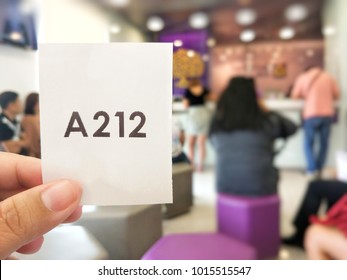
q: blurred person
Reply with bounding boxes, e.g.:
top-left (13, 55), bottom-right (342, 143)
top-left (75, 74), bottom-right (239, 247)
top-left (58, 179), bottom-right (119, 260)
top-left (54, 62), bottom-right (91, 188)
top-left (22, 92), bottom-right (41, 158)
top-left (283, 180), bottom-right (347, 248)
top-left (305, 224), bottom-right (347, 260)
top-left (0, 142), bottom-right (7, 152)
top-left (172, 117), bottom-right (189, 164)
top-left (0, 153), bottom-right (82, 260)
top-left (210, 77), bottom-right (297, 196)
top-left (183, 78), bottom-right (214, 171)
top-left (0, 91), bottom-right (28, 154)
top-left (291, 66), bottom-right (339, 179)
top-left (304, 195), bottom-right (347, 260)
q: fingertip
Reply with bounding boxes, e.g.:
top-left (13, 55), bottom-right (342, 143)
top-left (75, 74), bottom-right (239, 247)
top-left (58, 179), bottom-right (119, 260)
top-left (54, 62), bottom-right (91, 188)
top-left (63, 206), bottom-right (83, 223)
top-left (41, 180), bottom-right (83, 213)
top-left (16, 236), bottom-right (44, 254)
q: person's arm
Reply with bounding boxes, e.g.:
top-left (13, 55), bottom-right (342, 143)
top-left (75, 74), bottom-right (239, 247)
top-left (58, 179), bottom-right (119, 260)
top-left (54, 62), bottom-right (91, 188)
top-left (258, 99), bottom-right (270, 113)
top-left (206, 91), bottom-right (218, 102)
top-left (2, 140), bottom-right (23, 154)
top-left (179, 130), bottom-right (185, 146)
top-left (271, 112), bottom-right (298, 139)
top-left (0, 142), bottom-right (8, 152)
top-left (182, 98), bottom-right (190, 108)
top-left (332, 79), bottom-right (340, 100)
top-left (291, 77), bottom-right (303, 99)
top-left (0, 122), bottom-right (28, 153)
top-left (182, 89), bottom-right (190, 108)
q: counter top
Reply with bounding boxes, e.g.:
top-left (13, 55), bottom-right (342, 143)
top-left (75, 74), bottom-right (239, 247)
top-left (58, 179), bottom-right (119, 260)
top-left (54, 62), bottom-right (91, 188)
top-left (264, 99), bottom-right (304, 110)
top-left (173, 99), bottom-right (338, 113)
top-left (173, 99), bottom-right (304, 113)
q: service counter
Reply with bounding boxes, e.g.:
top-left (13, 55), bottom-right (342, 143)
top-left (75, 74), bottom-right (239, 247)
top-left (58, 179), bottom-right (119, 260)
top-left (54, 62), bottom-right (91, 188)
top-left (173, 99), bottom-right (340, 169)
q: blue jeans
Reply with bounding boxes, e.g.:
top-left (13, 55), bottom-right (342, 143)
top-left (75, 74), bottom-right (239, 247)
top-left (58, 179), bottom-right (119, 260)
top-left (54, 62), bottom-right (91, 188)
top-left (303, 117), bottom-right (332, 172)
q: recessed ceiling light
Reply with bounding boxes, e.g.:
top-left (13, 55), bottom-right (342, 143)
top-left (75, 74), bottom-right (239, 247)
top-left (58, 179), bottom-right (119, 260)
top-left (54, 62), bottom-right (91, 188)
top-left (108, 0), bottom-right (130, 7)
top-left (235, 8), bottom-right (257, 26)
top-left (240, 29), bottom-right (256, 42)
top-left (146, 16), bottom-right (165, 32)
top-left (189, 12), bottom-right (209, 29)
top-left (206, 37), bottom-right (216, 47)
top-left (173, 40), bottom-right (183, 47)
top-left (285, 4), bottom-right (308, 22)
top-left (187, 50), bottom-right (196, 58)
top-left (9, 32), bottom-right (23, 41)
top-left (323, 26), bottom-right (336, 36)
top-left (279, 27), bottom-right (295, 40)
top-left (110, 24), bottom-right (121, 34)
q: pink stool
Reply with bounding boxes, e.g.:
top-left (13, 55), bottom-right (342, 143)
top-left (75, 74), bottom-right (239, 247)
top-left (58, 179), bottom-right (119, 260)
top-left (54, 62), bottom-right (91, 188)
top-left (142, 233), bottom-right (257, 260)
top-left (217, 194), bottom-right (280, 259)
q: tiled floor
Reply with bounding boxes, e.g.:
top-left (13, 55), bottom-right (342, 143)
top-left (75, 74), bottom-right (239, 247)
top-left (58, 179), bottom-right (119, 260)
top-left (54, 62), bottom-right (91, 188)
top-left (163, 167), bottom-right (309, 260)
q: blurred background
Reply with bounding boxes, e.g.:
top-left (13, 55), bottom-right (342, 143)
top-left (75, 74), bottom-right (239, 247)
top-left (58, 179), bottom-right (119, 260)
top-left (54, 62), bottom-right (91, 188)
top-left (2, 0), bottom-right (346, 167)
top-left (1, 0), bottom-right (347, 260)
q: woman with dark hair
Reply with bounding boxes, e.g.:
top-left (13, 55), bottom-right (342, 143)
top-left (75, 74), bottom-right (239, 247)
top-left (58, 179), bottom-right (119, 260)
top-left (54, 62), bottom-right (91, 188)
top-left (22, 93), bottom-right (40, 158)
top-left (210, 77), bottom-right (297, 196)
top-left (183, 78), bottom-right (215, 172)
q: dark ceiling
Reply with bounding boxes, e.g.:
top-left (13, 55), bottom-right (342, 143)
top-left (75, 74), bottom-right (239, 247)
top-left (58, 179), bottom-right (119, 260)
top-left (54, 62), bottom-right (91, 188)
top-left (102, 0), bottom-right (325, 44)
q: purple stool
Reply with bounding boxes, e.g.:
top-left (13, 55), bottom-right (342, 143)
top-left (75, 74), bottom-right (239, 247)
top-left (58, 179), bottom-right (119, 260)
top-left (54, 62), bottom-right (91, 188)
top-left (142, 233), bottom-right (257, 260)
top-left (217, 194), bottom-right (280, 259)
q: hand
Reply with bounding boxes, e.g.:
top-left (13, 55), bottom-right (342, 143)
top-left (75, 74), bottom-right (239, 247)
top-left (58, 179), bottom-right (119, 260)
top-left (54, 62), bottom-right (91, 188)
top-left (0, 153), bottom-right (83, 259)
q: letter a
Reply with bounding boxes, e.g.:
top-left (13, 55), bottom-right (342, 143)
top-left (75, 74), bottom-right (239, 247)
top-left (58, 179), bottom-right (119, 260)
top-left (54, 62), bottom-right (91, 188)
top-left (64, 112), bottom-right (88, 137)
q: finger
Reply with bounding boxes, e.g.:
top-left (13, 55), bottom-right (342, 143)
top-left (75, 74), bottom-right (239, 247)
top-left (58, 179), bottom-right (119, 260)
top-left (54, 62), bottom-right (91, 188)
top-left (0, 179), bottom-right (82, 260)
top-left (0, 153), bottom-right (42, 190)
top-left (63, 206), bottom-right (83, 223)
top-left (0, 189), bottom-right (27, 201)
top-left (16, 236), bottom-right (44, 254)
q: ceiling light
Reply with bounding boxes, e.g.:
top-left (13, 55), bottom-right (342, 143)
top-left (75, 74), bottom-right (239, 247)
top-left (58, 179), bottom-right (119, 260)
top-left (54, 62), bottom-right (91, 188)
top-left (146, 16), bottom-right (165, 32)
top-left (240, 29), bottom-right (256, 42)
top-left (108, 0), bottom-right (130, 7)
top-left (235, 8), bottom-right (257, 26)
top-left (187, 50), bottom-right (195, 58)
top-left (323, 26), bottom-right (336, 36)
top-left (173, 40), bottom-right (183, 47)
top-left (206, 37), bottom-right (216, 47)
top-left (285, 4), bottom-right (308, 22)
top-left (110, 24), bottom-right (121, 34)
top-left (189, 12), bottom-right (209, 29)
top-left (9, 32), bottom-right (23, 41)
top-left (279, 27), bottom-right (295, 40)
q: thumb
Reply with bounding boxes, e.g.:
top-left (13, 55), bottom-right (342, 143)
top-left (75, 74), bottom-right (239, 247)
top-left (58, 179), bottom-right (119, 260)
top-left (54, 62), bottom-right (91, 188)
top-left (0, 179), bottom-right (82, 259)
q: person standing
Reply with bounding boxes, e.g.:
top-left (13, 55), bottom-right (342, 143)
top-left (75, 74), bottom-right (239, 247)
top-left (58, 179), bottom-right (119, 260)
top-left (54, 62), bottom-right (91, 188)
top-left (22, 93), bottom-right (41, 158)
top-left (183, 79), bottom-right (214, 172)
top-left (0, 91), bottom-right (28, 155)
top-left (291, 66), bottom-right (339, 178)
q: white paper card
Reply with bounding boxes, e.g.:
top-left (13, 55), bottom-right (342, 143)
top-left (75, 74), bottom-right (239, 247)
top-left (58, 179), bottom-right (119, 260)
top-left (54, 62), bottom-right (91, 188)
top-left (39, 43), bottom-right (173, 205)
